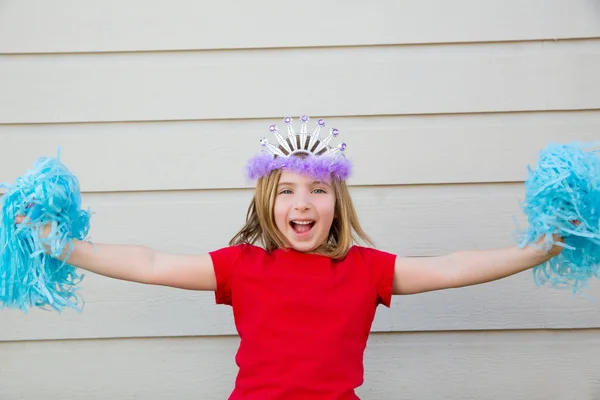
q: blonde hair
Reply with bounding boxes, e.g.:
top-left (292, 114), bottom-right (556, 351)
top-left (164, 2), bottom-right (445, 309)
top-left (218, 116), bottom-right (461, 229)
top-left (229, 168), bottom-right (374, 260)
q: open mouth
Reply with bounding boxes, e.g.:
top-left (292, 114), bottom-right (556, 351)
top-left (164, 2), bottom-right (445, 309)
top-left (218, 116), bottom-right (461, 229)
top-left (290, 220), bottom-right (315, 234)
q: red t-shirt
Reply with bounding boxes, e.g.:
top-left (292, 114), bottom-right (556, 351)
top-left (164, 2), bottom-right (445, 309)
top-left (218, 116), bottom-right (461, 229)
top-left (209, 244), bottom-right (396, 400)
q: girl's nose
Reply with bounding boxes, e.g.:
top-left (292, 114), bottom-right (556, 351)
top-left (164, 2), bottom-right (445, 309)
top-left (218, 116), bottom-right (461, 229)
top-left (294, 204), bottom-right (309, 211)
top-left (294, 195), bottom-right (310, 211)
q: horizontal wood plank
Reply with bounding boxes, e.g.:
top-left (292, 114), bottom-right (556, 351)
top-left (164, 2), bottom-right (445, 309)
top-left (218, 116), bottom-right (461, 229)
top-left (1, 40), bottom-right (600, 123)
top-left (0, 111), bottom-right (598, 191)
top-left (0, 0), bottom-right (599, 54)
top-left (1, 184), bottom-right (599, 341)
top-left (1, 330), bottom-right (599, 399)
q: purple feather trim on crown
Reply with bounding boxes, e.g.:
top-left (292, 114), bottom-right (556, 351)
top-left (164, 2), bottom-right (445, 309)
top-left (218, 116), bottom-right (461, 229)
top-left (246, 153), bottom-right (352, 181)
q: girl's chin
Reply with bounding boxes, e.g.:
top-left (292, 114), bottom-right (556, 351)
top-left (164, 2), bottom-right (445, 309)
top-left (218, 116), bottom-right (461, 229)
top-left (284, 238), bottom-right (326, 253)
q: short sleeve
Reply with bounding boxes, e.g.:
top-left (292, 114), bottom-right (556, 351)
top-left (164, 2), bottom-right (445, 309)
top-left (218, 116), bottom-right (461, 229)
top-left (357, 247), bottom-right (397, 308)
top-left (209, 244), bottom-right (245, 306)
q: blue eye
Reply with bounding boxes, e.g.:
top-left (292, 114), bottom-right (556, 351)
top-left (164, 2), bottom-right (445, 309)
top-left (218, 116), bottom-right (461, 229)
top-left (313, 188), bottom-right (326, 194)
top-left (279, 189), bottom-right (293, 195)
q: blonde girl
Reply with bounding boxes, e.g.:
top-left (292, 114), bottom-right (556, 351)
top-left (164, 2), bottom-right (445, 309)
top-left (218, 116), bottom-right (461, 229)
top-left (16, 116), bottom-right (562, 400)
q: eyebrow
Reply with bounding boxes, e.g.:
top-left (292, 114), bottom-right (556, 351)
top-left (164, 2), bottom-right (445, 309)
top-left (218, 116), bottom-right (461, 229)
top-left (277, 181), bottom-right (331, 187)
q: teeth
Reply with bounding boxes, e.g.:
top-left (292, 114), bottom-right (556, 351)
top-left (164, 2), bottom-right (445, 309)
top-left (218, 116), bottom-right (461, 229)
top-left (292, 221), bottom-right (313, 225)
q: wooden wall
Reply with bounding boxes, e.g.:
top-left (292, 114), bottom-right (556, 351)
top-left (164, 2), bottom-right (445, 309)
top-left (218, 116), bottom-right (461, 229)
top-left (1, 1), bottom-right (599, 398)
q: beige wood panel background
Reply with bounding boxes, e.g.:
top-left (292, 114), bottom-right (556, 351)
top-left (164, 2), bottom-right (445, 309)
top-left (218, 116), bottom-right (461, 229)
top-left (1, 184), bottom-right (599, 341)
top-left (0, 111), bottom-right (598, 191)
top-left (1, 330), bottom-right (598, 400)
top-left (1, 40), bottom-right (600, 124)
top-left (1, 1), bottom-right (600, 398)
top-left (1, 0), bottom-right (599, 54)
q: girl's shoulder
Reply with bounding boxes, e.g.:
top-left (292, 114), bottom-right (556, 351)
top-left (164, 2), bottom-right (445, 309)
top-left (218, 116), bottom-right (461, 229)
top-left (344, 245), bottom-right (397, 267)
top-left (347, 245), bottom-right (396, 257)
top-left (210, 243), bottom-right (266, 259)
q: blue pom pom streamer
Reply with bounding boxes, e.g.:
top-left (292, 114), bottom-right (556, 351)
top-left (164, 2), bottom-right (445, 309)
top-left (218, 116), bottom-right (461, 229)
top-left (519, 142), bottom-right (600, 294)
top-left (0, 152), bottom-right (91, 312)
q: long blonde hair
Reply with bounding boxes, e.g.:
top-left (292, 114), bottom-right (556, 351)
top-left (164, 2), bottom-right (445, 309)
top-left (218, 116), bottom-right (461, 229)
top-left (229, 168), bottom-right (374, 260)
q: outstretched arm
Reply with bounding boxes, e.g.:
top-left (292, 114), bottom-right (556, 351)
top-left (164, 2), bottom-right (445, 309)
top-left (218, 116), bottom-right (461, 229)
top-left (392, 239), bottom-right (561, 295)
top-left (15, 216), bottom-right (217, 291)
top-left (64, 241), bottom-right (216, 291)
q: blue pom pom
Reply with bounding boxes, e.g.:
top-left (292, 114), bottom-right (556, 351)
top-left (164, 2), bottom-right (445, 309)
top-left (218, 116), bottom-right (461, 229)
top-left (518, 142), bottom-right (600, 294)
top-left (0, 152), bottom-right (92, 312)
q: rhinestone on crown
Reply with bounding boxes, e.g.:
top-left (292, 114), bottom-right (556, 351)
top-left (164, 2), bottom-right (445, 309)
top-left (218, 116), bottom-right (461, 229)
top-left (259, 116), bottom-right (346, 158)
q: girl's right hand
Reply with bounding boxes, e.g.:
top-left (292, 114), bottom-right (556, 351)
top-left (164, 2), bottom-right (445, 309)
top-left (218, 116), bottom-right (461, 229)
top-left (14, 214), bottom-right (52, 239)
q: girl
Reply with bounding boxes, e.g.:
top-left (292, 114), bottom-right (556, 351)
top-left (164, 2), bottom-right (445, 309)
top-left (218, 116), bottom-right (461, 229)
top-left (16, 116), bottom-right (562, 400)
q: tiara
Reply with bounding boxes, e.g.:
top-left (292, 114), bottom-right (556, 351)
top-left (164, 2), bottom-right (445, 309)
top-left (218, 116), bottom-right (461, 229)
top-left (245, 116), bottom-right (352, 181)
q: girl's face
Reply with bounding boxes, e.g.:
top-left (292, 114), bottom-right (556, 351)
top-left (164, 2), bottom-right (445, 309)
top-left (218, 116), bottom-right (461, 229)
top-left (273, 170), bottom-right (336, 253)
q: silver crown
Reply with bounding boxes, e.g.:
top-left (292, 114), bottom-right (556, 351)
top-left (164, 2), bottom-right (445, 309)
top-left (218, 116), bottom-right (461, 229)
top-left (259, 116), bottom-right (347, 158)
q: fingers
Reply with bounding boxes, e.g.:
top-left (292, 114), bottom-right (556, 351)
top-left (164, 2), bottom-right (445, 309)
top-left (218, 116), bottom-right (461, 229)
top-left (15, 204), bottom-right (37, 224)
top-left (553, 234), bottom-right (565, 243)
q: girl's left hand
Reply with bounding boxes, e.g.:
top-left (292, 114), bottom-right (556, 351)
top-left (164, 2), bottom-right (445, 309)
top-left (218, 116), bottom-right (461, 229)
top-left (545, 235), bottom-right (564, 258)
top-left (537, 220), bottom-right (579, 258)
